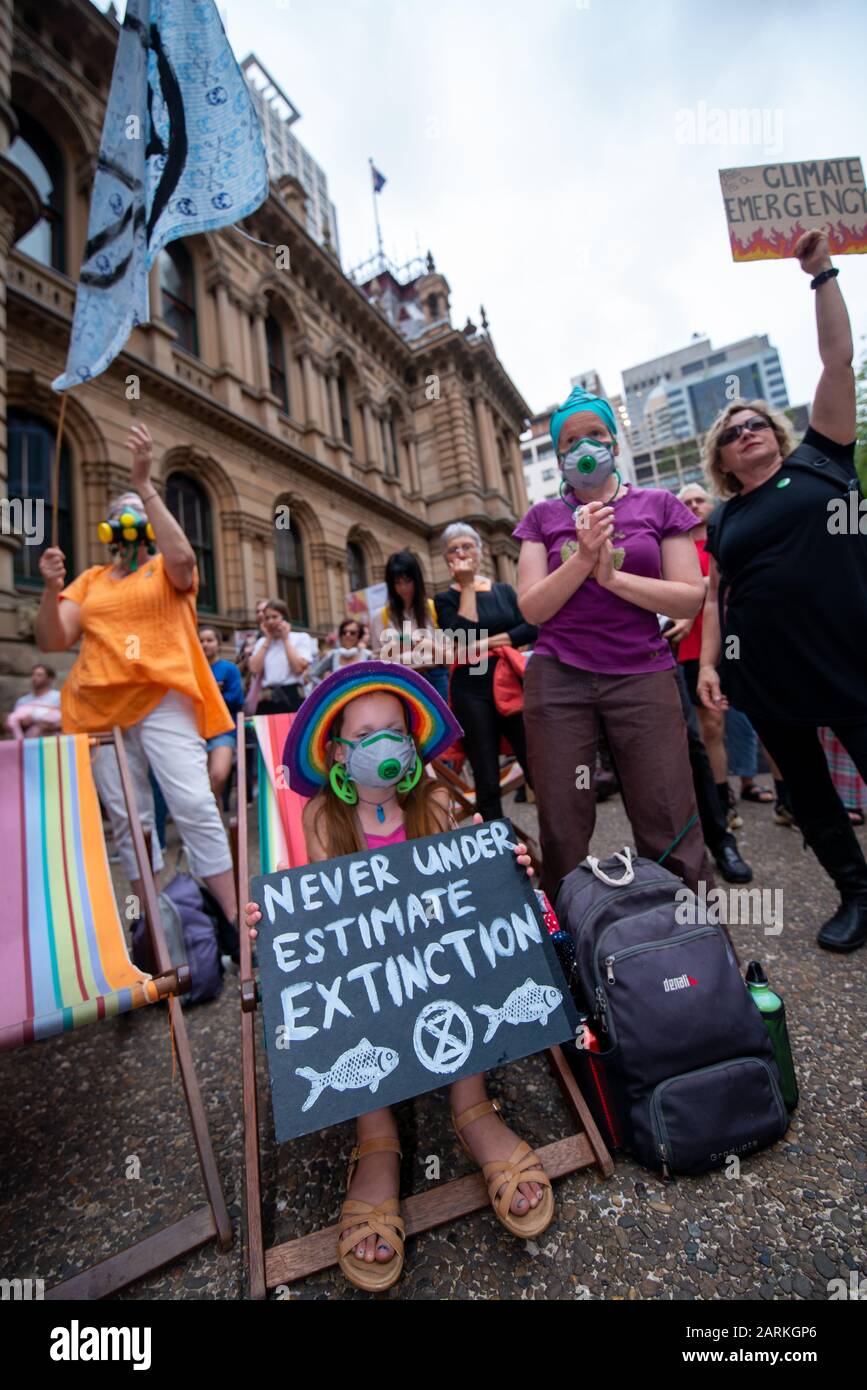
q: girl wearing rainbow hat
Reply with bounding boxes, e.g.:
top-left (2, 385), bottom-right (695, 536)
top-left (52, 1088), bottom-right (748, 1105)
top-left (246, 660), bottom-right (554, 1292)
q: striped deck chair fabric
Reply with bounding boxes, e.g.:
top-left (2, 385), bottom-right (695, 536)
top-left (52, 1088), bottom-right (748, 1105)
top-left (252, 714), bottom-right (309, 872)
top-left (0, 735), bottom-right (161, 1052)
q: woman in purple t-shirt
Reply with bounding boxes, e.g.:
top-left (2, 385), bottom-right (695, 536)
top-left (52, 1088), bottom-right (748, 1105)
top-left (514, 387), bottom-right (711, 895)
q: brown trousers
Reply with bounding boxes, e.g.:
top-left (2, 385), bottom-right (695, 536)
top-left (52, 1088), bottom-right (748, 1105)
top-left (523, 655), bottom-right (714, 899)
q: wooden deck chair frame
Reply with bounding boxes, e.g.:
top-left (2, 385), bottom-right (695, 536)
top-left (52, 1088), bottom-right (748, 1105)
top-left (35, 729), bottom-right (233, 1299)
top-left (236, 714), bottom-right (614, 1300)
top-left (430, 753), bottom-right (527, 824)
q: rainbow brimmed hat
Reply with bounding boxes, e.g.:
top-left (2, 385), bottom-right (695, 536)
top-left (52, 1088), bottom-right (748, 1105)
top-left (283, 660), bottom-right (463, 798)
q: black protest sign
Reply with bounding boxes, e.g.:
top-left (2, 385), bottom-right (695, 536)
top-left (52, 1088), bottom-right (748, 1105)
top-left (251, 818), bottom-right (577, 1141)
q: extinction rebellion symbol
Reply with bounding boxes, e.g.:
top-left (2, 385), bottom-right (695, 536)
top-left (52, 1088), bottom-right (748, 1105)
top-left (413, 1000), bottom-right (474, 1074)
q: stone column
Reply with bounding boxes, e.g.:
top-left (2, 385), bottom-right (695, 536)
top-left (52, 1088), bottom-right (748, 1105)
top-left (301, 350), bottom-right (321, 430)
top-left (319, 372), bottom-right (331, 436)
top-left (251, 296), bottom-right (270, 393)
top-left (147, 261), bottom-right (162, 321)
top-left (213, 279), bottom-right (234, 369)
top-left (445, 382), bottom-right (474, 490)
top-left (264, 531), bottom-right (278, 600)
top-left (361, 400), bottom-right (378, 468)
top-left (327, 370), bottom-right (340, 439)
top-left (510, 436), bottom-right (530, 515)
top-left (310, 540), bottom-right (348, 629)
top-left (406, 434), bottom-right (421, 495)
top-left (473, 394), bottom-right (499, 491)
top-left (231, 515), bottom-right (277, 618)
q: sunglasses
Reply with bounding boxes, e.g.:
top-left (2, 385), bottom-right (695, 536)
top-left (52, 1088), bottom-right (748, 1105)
top-left (719, 416), bottom-right (772, 448)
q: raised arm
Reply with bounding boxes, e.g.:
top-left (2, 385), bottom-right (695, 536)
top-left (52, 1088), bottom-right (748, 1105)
top-left (794, 229), bottom-right (855, 445)
top-left (282, 625), bottom-right (310, 676)
top-left (128, 424), bottom-right (196, 590)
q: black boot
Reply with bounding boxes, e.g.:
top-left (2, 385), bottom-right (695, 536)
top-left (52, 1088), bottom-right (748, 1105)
top-left (802, 819), bottom-right (867, 953)
top-left (714, 833), bottom-right (753, 884)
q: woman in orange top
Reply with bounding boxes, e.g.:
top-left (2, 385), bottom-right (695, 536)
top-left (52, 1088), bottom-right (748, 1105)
top-left (35, 423), bottom-right (237, 927)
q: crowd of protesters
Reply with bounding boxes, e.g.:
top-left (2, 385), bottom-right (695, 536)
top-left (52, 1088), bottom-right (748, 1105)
top-left (4, 231), bottom-right (862, 959)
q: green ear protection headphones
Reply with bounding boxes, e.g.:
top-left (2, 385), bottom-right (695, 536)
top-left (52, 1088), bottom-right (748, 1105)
top-left (328, 752), bottom-right (424, 805)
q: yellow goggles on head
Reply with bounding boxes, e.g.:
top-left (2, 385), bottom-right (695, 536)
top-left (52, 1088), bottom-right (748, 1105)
top-left (97, 510), bottom-right (156, 546)
top-left (98, 509), bottom-right (156, 570)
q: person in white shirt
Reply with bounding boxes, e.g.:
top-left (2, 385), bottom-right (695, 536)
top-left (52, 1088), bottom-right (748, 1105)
top-left (248, 598), bottom-right (313, 714)
top-left (5, 663), bottom-right (62, 738)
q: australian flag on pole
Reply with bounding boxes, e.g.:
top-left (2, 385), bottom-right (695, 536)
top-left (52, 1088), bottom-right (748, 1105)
top-left (52, 0), bottom-right (268, 392)
top-left (371, 164), bottom-right (387, 194)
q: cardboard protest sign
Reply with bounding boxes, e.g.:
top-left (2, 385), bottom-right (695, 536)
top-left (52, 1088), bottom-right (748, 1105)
top-left (719, 157), bottom-right (867, 261)
top-left (345, 582), bottom-right (388, 627)
top-left (252, 818), bottom-right (577, 1141)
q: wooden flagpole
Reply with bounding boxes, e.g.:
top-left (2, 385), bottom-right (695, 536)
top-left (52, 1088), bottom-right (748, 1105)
top-left (50, 389), bottom-right (70, 550)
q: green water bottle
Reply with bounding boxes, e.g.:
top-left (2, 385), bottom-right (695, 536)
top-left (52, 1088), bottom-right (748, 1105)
top-left (746, 961), bottom-right (799, 1111)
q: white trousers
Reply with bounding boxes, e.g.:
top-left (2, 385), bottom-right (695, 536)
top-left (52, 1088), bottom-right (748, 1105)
top-left (90, 689), bottom-right (233, 881)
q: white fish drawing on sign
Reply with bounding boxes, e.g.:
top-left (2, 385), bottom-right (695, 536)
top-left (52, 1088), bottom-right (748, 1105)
top-left (295, 1038), bottom-right (399, 1112)
top-left (474, 978), bottom-right (563, 1044)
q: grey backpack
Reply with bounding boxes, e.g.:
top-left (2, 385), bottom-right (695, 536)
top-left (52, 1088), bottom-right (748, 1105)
top-left (555, 848), bottom-right (789, 1175)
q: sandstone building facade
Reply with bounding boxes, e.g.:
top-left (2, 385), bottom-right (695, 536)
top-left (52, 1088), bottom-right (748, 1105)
top-left (0, 0), bottom-right (530, 703)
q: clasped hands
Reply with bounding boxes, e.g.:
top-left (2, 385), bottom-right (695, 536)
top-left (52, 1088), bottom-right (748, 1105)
top-left (574, 500), bottom-right (618, 588)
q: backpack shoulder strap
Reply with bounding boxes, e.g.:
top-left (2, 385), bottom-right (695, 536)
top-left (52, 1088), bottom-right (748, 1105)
top-left (784, 442), bottom-right (858, 493)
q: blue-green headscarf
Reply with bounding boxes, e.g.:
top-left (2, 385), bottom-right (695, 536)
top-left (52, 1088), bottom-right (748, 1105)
top-left (550, 387), bottom-right (618, 453)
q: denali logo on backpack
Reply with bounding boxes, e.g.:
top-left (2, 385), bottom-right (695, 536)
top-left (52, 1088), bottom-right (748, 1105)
top-left (555, 848), bottom-right (792, 1175)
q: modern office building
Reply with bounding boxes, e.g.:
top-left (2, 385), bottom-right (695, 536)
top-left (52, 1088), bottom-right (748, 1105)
top-left (242, 54), bottom-right (341, 260)
top-left (520, 408), bottom-right (560, 505)
top-left (629, 402), bottom-right (811, 494)
top-left (623, 334), bottom-right (789, 453)
top-left (629, 437), bottom-right (709, 495)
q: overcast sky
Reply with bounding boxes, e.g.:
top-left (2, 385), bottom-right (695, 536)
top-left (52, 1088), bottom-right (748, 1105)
top-left (94, 0), bottom-right (867, 420)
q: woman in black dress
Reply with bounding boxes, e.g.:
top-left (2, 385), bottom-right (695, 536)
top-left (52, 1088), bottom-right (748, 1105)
top-left (434, 523), bottom-right (537, 819)
top-left (698, 229), bottom-right (866, 953)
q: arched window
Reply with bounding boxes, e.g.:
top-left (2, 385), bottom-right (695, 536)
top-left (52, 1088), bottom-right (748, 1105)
top-left (165, 471), bottom-right (216, 610)
top-left (275, 517), bottom-right (308, 624)
top-left (346, 540), bottom-right (367, 594)
top-left (8, 411), bottom-right (73, 586)
top-left (158, 242), bottom-right (198, 355)
top-left (337, 370), bottom-right (353, 447)
top-left (380, 407), bottom-right (399, 479)
top-left (266, 314), bottom-right (290, 414)
top-left (7, 110), bottom-right (65, 271)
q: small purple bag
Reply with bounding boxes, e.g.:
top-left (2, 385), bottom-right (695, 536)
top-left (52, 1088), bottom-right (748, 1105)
top-left (132, 873), bottom-right (224, 1005)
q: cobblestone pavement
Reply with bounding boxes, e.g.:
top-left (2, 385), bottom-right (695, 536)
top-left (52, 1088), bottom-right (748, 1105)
top-left (1, 783), bottom-right (865, 1301)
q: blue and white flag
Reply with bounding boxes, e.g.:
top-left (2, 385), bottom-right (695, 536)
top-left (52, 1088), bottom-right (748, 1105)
top-left (371, 164), bottom-right (387, 194)
top-left (53, 0), bottom-right (268, 392)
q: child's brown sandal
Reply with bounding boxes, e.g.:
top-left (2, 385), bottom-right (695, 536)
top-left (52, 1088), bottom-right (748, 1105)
top-left (452, 1098), bottom-right (555, 1239)
top-left (337, 1137), bottom-right (405, 1292)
